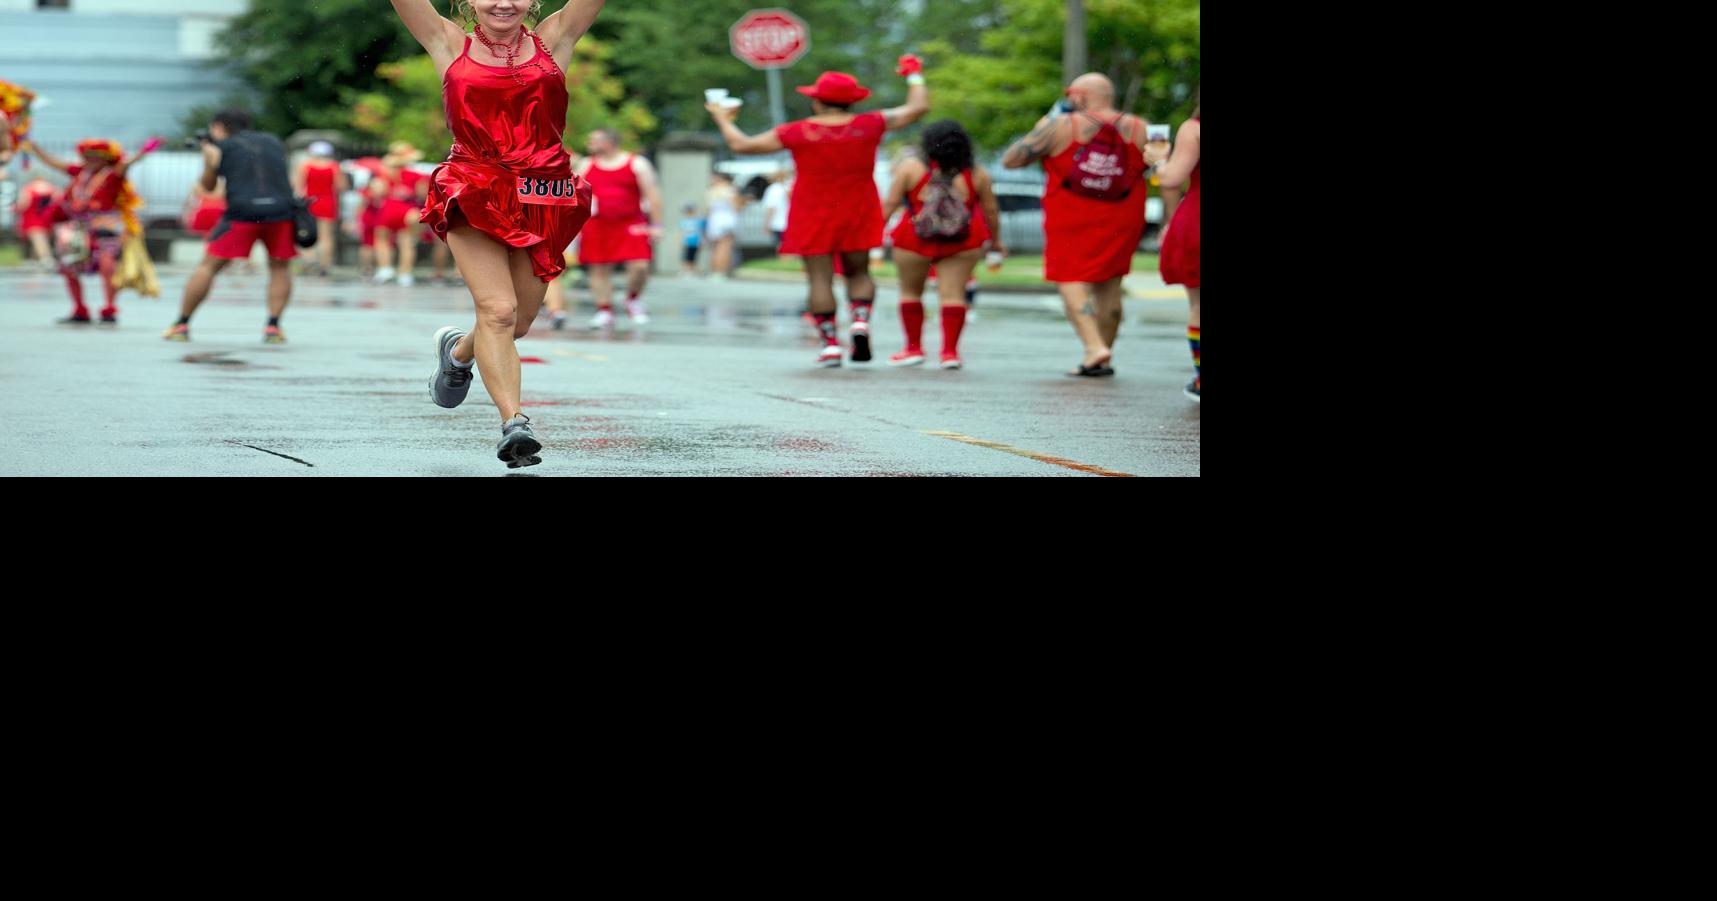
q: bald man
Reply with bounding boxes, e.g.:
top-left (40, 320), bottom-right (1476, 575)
top-left (1004, 74), bottom-right (1160, 377)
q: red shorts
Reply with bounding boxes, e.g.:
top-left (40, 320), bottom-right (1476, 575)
top-left (208, 218), bottom-right (298, 260)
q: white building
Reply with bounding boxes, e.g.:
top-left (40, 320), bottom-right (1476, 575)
top-left (0, 0), bottom-right (248, 150)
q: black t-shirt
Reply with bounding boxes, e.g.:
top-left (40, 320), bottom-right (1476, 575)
top-left (217, 132), bottom-right (294, 223)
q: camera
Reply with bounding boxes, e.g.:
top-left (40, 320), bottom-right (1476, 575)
top-left (183, 129), bottom-right (212, 150)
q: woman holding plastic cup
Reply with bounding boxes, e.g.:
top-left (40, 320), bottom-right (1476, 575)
top-left (707, 56), bottom-right (930, 368)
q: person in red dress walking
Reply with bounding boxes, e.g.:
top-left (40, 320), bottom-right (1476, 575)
top-left (292, 141), bottom-right (347, 278)
top-left (575, 128), bottom-right (663, 328)
top-left (1002, 73), bottom-right (1153, 377)
top-left (14, 174), bottom-right (59, 269)
top-left (372, 141), bottom-right (429, 286)
top-left (881, 119), bottom-right (1003, 371)
top-left (392, 0), bottom-right (599, 469)
top-left (1147, 96), bottom-right (1200, 403)
top-left (708, 58), bottom-right (930, 368)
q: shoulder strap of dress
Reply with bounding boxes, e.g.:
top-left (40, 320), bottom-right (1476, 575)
top-left (530, 31), bottom-right (560, 72)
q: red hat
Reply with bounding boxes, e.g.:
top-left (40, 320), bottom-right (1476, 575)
top-left (796, 72), bottom-right (871, 106)
top-left (77, 139), bottom-right (123, 161)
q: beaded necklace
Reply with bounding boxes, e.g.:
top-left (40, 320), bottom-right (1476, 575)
top-left (473, 24), bottom-right (557, 86)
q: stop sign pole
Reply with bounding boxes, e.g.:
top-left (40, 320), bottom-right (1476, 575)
top-left (731, 9), bottom-right (811, 127)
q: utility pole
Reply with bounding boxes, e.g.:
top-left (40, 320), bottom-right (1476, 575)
top-left (1064, 0), bottom-right (1088, 85)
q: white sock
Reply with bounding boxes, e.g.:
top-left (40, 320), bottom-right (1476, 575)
top-left (450, 336), bottom-right (474, 369)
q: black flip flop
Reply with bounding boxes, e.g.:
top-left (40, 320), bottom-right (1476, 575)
top-left (1068, 363), bottom-right (1116, 377)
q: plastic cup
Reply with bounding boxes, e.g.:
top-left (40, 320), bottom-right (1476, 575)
top-left (986, 251), bottom-right (1005, 271)
top-left (1147, 124), bottom-right (1171, 144)
top-left (705, 89), bottom-right (729, 104)
top-left (719, 97), bottom-right (744, 110)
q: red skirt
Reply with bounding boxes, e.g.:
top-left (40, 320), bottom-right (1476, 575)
top-left (1043, 188), bottom-right (1147, 284)
top-left (423, 161), bottom-right (591, 282)
top-left (890, 211), bottom-right (991, 260)
top-left (1159, 190), bottom-right (1200, 289)
top-left (308, 193), bottom-right (338, 222)
top-left (781, 192), bottom-right (883, 257)
top-left (579, 216), bottom-right (653, 264)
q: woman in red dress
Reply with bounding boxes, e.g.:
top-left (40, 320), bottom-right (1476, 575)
top-left (709, 59), bottom-right (930, 368)
top-left (881, 120), bottom-right (1003, 371)
top-left (15, 174), bottom-right (60, 269)
top-left (1002, 74), bottom-right (1152, 377)
top-left (292, 141), bottom-right (347, 277)
top-left (1147, 101), bottom-right (1200, 403)
top-left (392, 0), bottom-right (598, 468)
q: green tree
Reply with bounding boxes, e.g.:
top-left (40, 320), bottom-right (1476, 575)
top-left (921, 0), bottom-right (1200, 155)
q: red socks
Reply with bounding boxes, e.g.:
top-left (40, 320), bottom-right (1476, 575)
top-left (899, 299), bottom-right (924, 351)
top-left (941, 306), bottom-right (967, 355)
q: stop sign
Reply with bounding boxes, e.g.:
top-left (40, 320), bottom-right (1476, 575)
top-left (730, 9), bottom-right (811, 70)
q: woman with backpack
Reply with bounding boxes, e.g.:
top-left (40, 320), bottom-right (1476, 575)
top-left (882, 120), bottom-right (1003, 370)
top-left (1002, 73), bottom-right (1152, 377)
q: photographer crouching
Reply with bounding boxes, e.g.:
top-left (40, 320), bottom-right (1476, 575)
top-left (164, 110), bottom-right (298, 344)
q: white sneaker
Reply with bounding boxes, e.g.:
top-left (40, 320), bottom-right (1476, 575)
top-left (817, 345), bottom-right (843, 368)
top-left (397, 274), bottom-right (416, 288)
top-left (590, 309), bottom-right (616, 329)
top-left (626, 300), bottom-right (650, 325)
top-left (373, 267), bottom-right (397, 284)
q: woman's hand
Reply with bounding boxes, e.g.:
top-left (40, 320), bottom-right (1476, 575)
top-left (706, 102), bottom-right (739, 124)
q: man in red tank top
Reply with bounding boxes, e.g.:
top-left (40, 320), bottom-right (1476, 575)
top-left (574, 128), bottom-right (663, 328)
top-left (1003, 73), bottom-right (1154, 378)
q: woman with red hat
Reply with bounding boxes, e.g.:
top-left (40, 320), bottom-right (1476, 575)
top-left (391, 0), bottom-right (600, 469)
top-left (709, 58), bottom-right (930, 368)
top-left (27, 137), bottom-right (161, 324)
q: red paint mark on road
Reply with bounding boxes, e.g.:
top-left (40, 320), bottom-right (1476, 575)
top-left (519, 357), bottom-right (548, 364)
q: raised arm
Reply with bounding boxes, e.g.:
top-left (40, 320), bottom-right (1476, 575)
top-left (536, 0), bottom-right (606, 71)
top-left (706, 103), bottom-right (784, 155)
top-left (113, 138), bottom-right (161, 179)
top-left (25, 140), bottom-right (71, 174)
top-left (1002, 115), bottom-right (1068, 169)
top-left (390, 0), bottom-right (463, 73)
top-left (882, 55), bottom-right (930, 131)
top-left (198, 142), bottom-right (222, 194)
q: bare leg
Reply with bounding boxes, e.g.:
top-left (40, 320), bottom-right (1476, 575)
top-left (545, 276), bottom-right (566, 315)
top-left (840, 249), bottom-right (875, 307)
top-left (316, 220), bottom-right (335, 271)
top-left (374, 228), bottom-right (395, 272)
top-left (1092, 276), bottom-right (1125, 347)
top-left (433, 240), bottom-right (451, 280)
top-left (894, 249), bottom-right (933, 302)
top-left (179, 255), bottom-right (235, 321)
top-left (445, 224), bottom-right (524, 424)
top-left (509, 251), bottom-right (550, 340)
top-left (935, 249), bottom-right (982, 309)
top-left (28, 229), bottom-right (52, 265)
top-left (589, 264), bottom-right (615, 309)
top-left (396, 212), bottom-right (421, 279)
top-left (1058, 282), bottom-right (1111, 371)
top-left (803, 254), bottom-right (838, 314)
top-left (625, 259), bottom-right (650, 298)
top-left (1188, 286), bottom-right (1200, 330)
top-left (266, 257), bottom-right (292, 319)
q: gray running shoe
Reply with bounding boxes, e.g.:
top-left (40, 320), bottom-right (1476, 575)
top-left (498, 414), bottom-right (543, 469)
top-left (430, 326), bottom-right (475, 408)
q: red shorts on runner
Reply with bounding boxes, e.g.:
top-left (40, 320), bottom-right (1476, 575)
top-left (208, 218), bottom-right (298, 260)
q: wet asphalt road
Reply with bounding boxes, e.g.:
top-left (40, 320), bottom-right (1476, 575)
top-left (0, 266), bottom-right (1199, 476)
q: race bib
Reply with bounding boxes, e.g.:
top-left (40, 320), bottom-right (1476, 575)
top-left (516, 175), bottom-right (583, 207)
